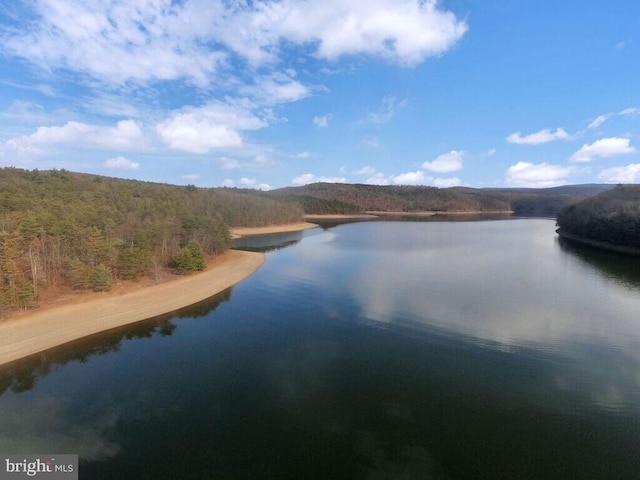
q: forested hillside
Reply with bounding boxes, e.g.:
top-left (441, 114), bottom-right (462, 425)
top-left (0, 168), bottom-right (302, 312)
top-left (268, 183), bottom-right (612, 215)
top-left (269, 183), bottom-right (510, 213)
top-left (463, 184), bottom-right (613, 216)
top-left (556, 185), bottom-right (640, 250)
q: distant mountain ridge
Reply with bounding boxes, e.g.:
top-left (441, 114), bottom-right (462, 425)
top-left (267, 182), bottom-right (614, 216)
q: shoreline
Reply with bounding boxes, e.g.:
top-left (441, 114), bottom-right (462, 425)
top-left (556, 229), bottom-right (640, 256)
top-left (0, 250), bottom-right (265, 367)
top-left (365, 210), bottom-right (513, 216)
top-left (231, 221), bottom-right (318, 237)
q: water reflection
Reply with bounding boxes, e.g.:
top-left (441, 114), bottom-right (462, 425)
top-left (557, 236), bottom-right (640, 290)
top-left (233, 231), bottom-right (304, 252)
top-left (0, 288), bottom-right (232, 396)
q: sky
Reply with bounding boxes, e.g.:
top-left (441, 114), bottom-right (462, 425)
top-left (1, 0), bottom-right (640, 190)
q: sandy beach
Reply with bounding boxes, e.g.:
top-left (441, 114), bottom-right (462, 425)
top-left (231, 221), bottom-right (318, 237)
top-left (0, 249), bottom-right (265, 367)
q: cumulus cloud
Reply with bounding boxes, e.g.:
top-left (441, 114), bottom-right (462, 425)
top-left (422, 150), bottom-right (464, 173)
top-left (292, 173), bottom-right (347, 185)
top-left (506, 161), bottom-right (576, 188)
top-left (391, 170), bottom-right (426, 185)
top-left (570, 137), bottom-right (636, 163)
top-left (2, 0), bottom-right (466, 89)
top-left (220, 0), bottom-right (467, 66)
top-left (5, 119), bottom-right (144, 152)
top-left (598, 164), bottom-right (640, 183)
top-left (506, 128), bottom-right (571, 145)
top-left (104, 156), bottom-right (139, 170)
top-left (365, 173), bottom-right (390, 185)
top-left (433, 177), bottom-right (461, 188)
top-left (313, 114), bottom-right (331, 128)
top-left (156, 102), bottom-right (266, 154)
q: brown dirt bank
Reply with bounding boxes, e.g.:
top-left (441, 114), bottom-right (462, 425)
top-left (0, 250), bottom-right (265, 366)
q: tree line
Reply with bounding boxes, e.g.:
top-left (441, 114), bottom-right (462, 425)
top-left (0, 168), bottom-right (302, 313)
top-left (556, 185), bottom-right (640, 249)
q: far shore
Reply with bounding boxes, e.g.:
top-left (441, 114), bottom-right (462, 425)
top-left (304, 214), bottom-right (379, 221)
top-left (231, 221), bottom-right (318, 237)
top-left (365, 210), bottom-right (513, 216)
top-left (0, 249), bottom-right (265, 367)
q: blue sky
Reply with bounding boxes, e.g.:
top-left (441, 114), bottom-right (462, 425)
top-left (1, 0), bottom-right (640, 189)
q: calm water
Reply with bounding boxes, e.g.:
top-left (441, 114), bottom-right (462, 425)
top-left (2, 219), bottom-right (640, 479)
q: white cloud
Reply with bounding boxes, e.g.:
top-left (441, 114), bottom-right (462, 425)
top-left (1, 1), bottom-right (226, 87)
top-left (240, 74), bottom-right (311, 104)
top-left (598, 164), bottom-right (640, 183)
top-left (433, 177), bottom-right (461, 188)
top-left (239, 177), bottom-right (256, 186)
top-left (620, 108), bottom-right (640, 117)
top-left (5, 119), bottom-right (144, 152)
top-left (506, 162), bottom-right (576, 188)
top-left (422, 150), bottom-right (464, 173)
top-left (156, 101), bottom-right (266, 154)
top-left (219, 157), bottom-right (241, 170)
top-left (293, 151), bottom-right (310, 159)
top-left (104, 156), bottom-right (139, 170)
top-left (570, 137), bottom-right (636, 163)
top-left (222, 179), bottom-right (236, 187)
top-left (313, 114), bottom-right (331, 128)
top-left (182, 173), bottom-right (201, 180)
top-left (483, 148), bottom-right (496, 157)
top-left (220, 0), bottom-right (467, 66)
top-left (365, 95), bottom-right (406, 124)
top-left (391, 170), bottom-right (426, 185)
top-left (506, 128), bottom-right (571, 145)
top-left (355, 166), bottom-right (376, 175)
top-left (587, 114), bottom-right (610, 130)
top-left (365, 173), bottom-right (390, 185)
top-left (2, 0), bottom-right (466, 91)
top-left (292, 173), bottom-right (347, 185)
top-left (362, 135), bottom-right (380, 148)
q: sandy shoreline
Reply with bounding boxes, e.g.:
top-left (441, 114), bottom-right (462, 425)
top-left (231, 221), bottom-right (318, 237)
top-left (0, 250), bottom-right (265, 367)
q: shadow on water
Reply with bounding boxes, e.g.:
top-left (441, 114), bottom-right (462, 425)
top-left (557, 236), bottom-right (640, 290)
top-left (0, 288), bottom-right (233, 396)
top-left (232, 231), bottom-right (304, 252)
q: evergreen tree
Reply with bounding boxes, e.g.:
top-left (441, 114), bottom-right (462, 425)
top-left (92, 264), bottom-right (113, 292)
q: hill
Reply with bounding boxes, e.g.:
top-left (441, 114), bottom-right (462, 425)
top-left (556, 185), bottom-right (640, 253)
top-left (266, 183), bottom-right (612, 215)
top-left (0, 167), bottom-right (302, 313)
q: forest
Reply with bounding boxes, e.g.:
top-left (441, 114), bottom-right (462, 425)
top-left (268, 182), bottom-right (611, 215)
top-left (0, 168), bottom-right (302, 313)
top-left (556, 185), bottom-right (640, 250)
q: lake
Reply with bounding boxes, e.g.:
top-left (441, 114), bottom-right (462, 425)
top-left (1, 218), bottom-right (640, 479)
